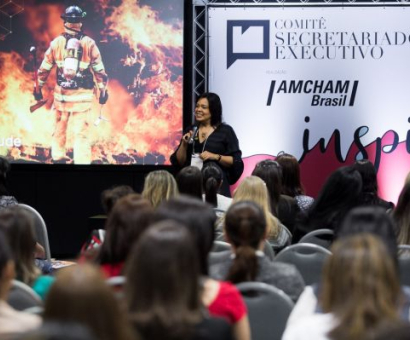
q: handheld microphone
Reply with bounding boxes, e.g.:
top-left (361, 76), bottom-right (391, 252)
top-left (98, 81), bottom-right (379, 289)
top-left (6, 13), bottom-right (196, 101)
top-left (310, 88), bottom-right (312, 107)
top-left (188, 125), bottom-right (198, 144)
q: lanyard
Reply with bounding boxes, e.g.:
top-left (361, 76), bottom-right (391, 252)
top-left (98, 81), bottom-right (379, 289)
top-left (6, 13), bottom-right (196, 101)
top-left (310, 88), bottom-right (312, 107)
top-left (193, 129), bottom-right (210, 154)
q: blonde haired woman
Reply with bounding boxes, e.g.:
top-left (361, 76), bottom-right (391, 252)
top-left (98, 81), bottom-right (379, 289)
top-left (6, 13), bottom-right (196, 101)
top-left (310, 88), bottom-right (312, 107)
top-left (142, 170), bottom-right (179, 208)
top-left (218, 176), bottom-right (290, 251)
top-left (283, 233), bottom-right (406, 340)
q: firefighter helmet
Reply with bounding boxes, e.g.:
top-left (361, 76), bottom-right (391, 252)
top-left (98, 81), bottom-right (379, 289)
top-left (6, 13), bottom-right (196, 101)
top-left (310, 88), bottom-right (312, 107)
top-left (61, 6), bottom-right (86, 23)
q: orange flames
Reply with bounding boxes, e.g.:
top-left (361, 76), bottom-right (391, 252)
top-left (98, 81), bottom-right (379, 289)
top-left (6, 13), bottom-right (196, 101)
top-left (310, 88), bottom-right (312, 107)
top-left (0, 0), bottom-right (183, 164)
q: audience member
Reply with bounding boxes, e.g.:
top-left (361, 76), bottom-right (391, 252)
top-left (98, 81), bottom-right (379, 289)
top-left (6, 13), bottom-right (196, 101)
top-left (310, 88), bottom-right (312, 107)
top-left (283, 234), bottom-right (404, 340)
top-left (337, 206), bottom-right (398, 262)
top-left (210, 201), bottom-right (305, 302)
top-left (100, 185), bottom-right (135, 215)
top-left (372, 322), bottom-right (410, 340)
top-left (275, 153), bottom-right (314, 211)
top-left (252, 159), bottom-right (300, 233)
top-left (43, 264), bottom-right (136, 340)
top-left (287, 206), bottom-right (401, 327)
top-left (126, 221), bottom-right (234, 340)
top-left (0, 229), bottom-right (41, 336)
top-left (406, 171), bottom-right (410, 185)
top-left (142, 170), bottom-right (178, 208)
top-left (393, 181), bottom-right (410, 254)
top-left (19, 321), bottom-right (96, 340)
top-left (176, 165), bottom-right (203, 200)
top-left (155, 196), bottom-right (251, 340)
top-left (0, 156), bottom-right (17, 211)
top-left (352, 159), bottom-right (394, 209)
top-left (80, 186), bottom-right (136, 258)
top-left (0, 206), bottom-right (54, 299)
top-left (222, 176), bottom-right (290, 252)
top-left (202, 162), bottom-right (232, 212)
top-left (96, 194), bottom-right (154, 278)
top-left (293, 165), bottom-right (362, 242)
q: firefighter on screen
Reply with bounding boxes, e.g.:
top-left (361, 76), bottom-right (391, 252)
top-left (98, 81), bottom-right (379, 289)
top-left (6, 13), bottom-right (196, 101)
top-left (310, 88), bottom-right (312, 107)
top-left (33, 5), bottom-right (108, 164)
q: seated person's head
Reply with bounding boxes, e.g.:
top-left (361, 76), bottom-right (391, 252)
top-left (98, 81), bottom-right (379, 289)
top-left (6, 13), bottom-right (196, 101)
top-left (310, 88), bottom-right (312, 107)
top-left (336, 206), bottom-right (398, 262)
top-left (142, 170), bottom-right (179, 208)
top-left (0, 206), bottom-right (39, 285)
top-left (320, 233), bottom-right (401, 340)
top-left (252, 159), bottom-right (282, 208)
top-left (100, 185), bottom-right (135, 215)
top-left (224, 200), bottom-right (267, 250)
top-left (223, 201), bottom-right (267, 283)
top-left (0, 156), bottom-right (11, 195)
top-left (202, 162), bottom-right (223, 206)
top-left (233, 176), bottom-right (278, 239)
top-left (0, 229), bottom-right (14, 300)
top-left (125, 220), bottom-right (202, 340)
top-left (99, 194), bottom-right (154, 265)
top-left (155, 195), bottom-right (216, 275)
top-left (43, 264), bottom-right (135, 340)
top-left (176, 166), bottom-right (203, 200)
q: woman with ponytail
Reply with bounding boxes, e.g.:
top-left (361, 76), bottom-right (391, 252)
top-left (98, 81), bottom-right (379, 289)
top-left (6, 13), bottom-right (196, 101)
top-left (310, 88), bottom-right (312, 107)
top-left (202, 163), bottom-right (232, 212)
top-left (210, 201), bottom-right (305, 302)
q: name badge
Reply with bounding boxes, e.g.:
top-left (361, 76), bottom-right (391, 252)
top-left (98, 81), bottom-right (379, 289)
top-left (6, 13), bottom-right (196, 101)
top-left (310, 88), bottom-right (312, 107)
top-left (191, 153), bottom-right (203, 170)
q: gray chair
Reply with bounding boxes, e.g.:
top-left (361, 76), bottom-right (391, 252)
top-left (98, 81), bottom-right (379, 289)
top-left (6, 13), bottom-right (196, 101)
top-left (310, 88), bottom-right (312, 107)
top-left (236, 282), bottom-right (294, 340)
top-left (106, 276), bottom-right (126, 300)
top-left (281, 224), bottom-right (293, 244)
top-left (7, 280), bottom-right (43, 311)
top-left (106, 275), bottom-right (126, 287)
top-left (298, 229), bottom-right (334, 249)
top-left (398, 245), bottom-right (410, 286)
top-left (213, 208), bottom-right (226, 219)
top-left (18, 203), bottom-right (51, 261)
top-left (211, 240), bottom-right (232, 252)
top-left (274, 243), bottom-right (332, 285)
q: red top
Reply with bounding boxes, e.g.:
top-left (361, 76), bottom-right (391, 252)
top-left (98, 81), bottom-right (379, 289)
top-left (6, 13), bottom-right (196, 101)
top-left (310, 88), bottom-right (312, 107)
top-left (208, 281), bottom-right (247, 324)
top-left (100, 262), bottom-right (124, 278)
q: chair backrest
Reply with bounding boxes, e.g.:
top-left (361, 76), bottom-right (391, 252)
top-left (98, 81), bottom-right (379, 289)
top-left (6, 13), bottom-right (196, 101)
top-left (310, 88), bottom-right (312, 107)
top-left (7, 280), bottom-right (43, 311)
top-left (106, 275), bottom-right (126, 300)
top-left (298, 229), bottom-right (334, 249)
top-left (263, 240), bottom-right (275, 261)
top-left (273, 243), bottom-right (332, 286)
top-left (18, 203), bottom-right (51, 261)
top-left (236, 282), bottom-right (294, 340)
top-left (213, 208), bottom-right (225, 219)
top-left (211, 240), bottom-right (232, 253)
top-left (281, 224), bottom-right (293, 244)
top-left (398, 245), bottom-right (410, 286)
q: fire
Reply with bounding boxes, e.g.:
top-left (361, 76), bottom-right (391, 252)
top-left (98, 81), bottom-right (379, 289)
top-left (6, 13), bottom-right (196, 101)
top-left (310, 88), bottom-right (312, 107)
top-left (102, 0), bottom-right (183, 48)
top-left (24, 3), bottom-right (65, 52)
top-left (97, 0), bottom-right (184, 164)
top-left (0, 0), bottom-right (183, 165)
top-left (0, 51), bottom-right (54, 161)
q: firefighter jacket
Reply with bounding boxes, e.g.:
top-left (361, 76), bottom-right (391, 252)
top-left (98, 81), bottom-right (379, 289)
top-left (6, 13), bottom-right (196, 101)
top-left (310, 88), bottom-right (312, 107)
top-left (37, 31), bottom-right (108, 112)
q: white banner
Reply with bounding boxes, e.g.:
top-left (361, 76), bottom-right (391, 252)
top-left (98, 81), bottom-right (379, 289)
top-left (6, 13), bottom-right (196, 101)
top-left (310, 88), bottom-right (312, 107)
top-left (209, 6), bottom-right (410, 162)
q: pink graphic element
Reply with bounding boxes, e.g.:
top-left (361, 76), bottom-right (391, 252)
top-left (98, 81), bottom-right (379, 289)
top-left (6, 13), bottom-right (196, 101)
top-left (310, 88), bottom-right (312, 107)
top-left (231, 131), bottom-right (410, 204)
top-left (230, 154), bottom-right (275, 194)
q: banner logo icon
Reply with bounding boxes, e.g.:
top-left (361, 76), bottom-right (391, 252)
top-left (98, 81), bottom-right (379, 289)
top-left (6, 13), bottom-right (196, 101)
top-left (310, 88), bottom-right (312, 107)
top-left (227, 20), bottom-right (270, 68)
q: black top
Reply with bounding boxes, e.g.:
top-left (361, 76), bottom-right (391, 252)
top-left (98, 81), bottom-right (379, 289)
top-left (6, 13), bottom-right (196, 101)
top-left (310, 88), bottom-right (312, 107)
top-left (134, 316), bottom-right (234, 340)
top-left (170, 123), bottom-right (243, 197)
top-left (277, 194), bottom-right (300, 234)
top-left (193, 316), bottom-right (234, 340)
